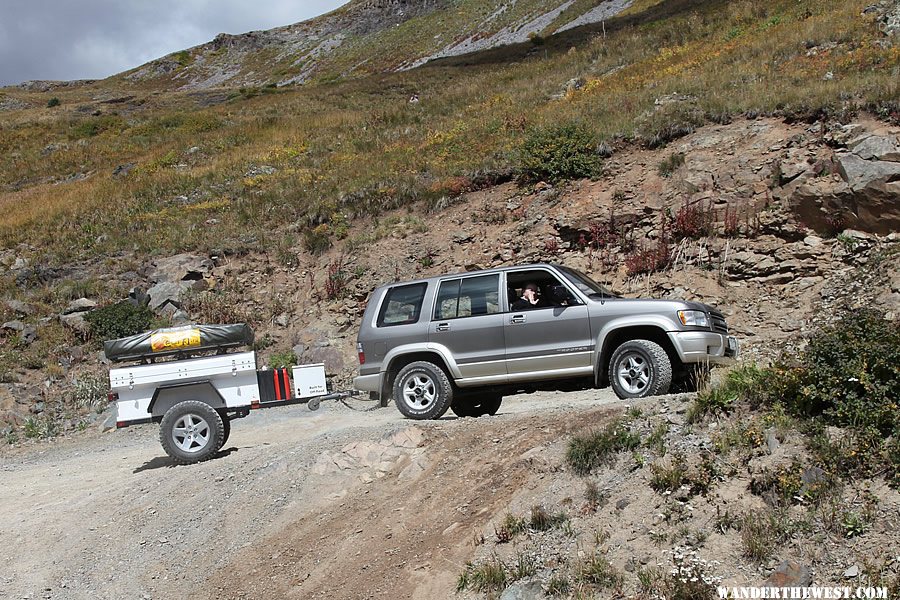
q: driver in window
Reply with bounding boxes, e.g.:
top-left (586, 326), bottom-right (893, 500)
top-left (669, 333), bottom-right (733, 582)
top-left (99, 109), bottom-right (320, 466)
top-left (511, 283), bottom-right (550, 310)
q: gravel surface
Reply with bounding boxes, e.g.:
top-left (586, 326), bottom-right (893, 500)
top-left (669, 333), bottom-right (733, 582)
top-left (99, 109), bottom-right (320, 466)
top-left (0, 387), bottom-right (629, 599)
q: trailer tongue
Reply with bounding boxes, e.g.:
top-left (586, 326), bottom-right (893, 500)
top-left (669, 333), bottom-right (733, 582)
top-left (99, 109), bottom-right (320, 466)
top-left (107, 324), bottom-right (359, 465)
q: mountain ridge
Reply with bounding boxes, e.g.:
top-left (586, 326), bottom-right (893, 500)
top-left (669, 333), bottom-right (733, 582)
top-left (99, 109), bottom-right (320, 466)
top-left (117, 0), bottom-right (635, 91)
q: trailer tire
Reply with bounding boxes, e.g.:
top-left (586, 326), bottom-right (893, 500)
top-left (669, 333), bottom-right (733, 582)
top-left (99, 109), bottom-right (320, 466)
top-left (451, 393), bottom-right (502, 418)
top-left (160, 401), bottom-right (225, 465)
top-left (219, 414), bottom-right (231, 450)
top-left (393, 361), bottom-right (453, 420)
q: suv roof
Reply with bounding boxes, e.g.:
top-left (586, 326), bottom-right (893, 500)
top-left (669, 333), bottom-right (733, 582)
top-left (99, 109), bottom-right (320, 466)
top-left (375, 263), bottom-right (566, 289)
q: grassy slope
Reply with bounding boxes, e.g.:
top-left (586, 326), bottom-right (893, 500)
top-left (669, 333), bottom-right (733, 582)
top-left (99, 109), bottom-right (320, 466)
top-left (0, 0), bottom-right (895, 269)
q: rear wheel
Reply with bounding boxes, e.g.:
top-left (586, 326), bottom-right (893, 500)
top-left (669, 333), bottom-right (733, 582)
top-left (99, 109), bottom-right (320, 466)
top-left (451, 393), bottom-right (503, 418)
top-left (609, 339), bottom-right (672, 399)
top-left (393, 361), bottom-right (453, 420)
top-left (159, 401), bottom-right (225, 465)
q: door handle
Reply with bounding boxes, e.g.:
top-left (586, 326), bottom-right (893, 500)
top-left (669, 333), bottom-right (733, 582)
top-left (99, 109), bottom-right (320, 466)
top-left (436, 323), bottom-right (450, 332)
top-left (510, 314), bottom-right (526, 324)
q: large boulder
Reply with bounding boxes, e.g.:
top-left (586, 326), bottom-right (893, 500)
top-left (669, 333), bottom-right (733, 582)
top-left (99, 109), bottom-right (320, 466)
top-left (789, 148), bottom-right (900, 235)
top-left (763, 560), bottom-right (812, 587)
top-left (59, 313), bottom-right (90, 337)
top-left (63, 298), bottom-right (97, 314)
top-left (146, 254), bottom-right (214, 313)
top-left (849, 134), bottom-right (900, 162)
top-left (4, 300), bottom-right (33, 316)
top-left (835, 152), bottom-right (900, 191)
top-left (147, 281), bottom-right (193, 312)
top-left (150, 253), bottom-right (214, 284)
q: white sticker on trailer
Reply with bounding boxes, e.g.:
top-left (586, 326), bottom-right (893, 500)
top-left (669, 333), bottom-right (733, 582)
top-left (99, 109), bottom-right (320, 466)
top-left (292, 364), bottom-right (327, 398)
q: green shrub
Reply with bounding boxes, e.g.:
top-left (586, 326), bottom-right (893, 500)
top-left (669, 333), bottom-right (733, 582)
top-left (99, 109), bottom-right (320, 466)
top-left (697, 326), bottom-right (894, 481)
top-left (779, 309), bottom-right (899, 435)
top-left (494, 513), bottom-right (526, 543)
top-left (324, 260), bottom-right (347, 300)
top-left (68, 115), bottom-right (125, 140)
top-left (73, 373), bottom-right (109, 412)
top-left (650, 452), bottom-right (719, 496)
top-left (182, 287), bottom-right (248, 325)
top-left (566, 418), bottom-right (641, 475)
top-left (47, 97), bottom-right (60, 108)
top-left (457, 556), bottom-right (508, 593)
top-left (740, 509), bottom-right (800, 563)
top-left (688, 364), bottom-right (769, 423)
top-left (658, 152), bottom-right (686, 177)
top-left (546, 574), bottom-right (571, 597)
top-left (520, 122), bottom-right (603, 183)
top-left (636, 104), bottom-right (707, 148)
top-left (645, 421), bottom-right (669, 455)
top-left (303, 225), bottom-right (332, 256)
top-left (650, 455), bottom-right (688, 493)
top-left (22, 416), bottom-right (58, 439)
top-left (173, 50), bottom-right (192, 66)
top-left (573, 553), bottom-right (623, 590)
top-left (268, 350), bottom-right (297, 369)
top-left (85, 301), bottom-right (154, 341)
top-left (528, 505), bottom-right (568, 531)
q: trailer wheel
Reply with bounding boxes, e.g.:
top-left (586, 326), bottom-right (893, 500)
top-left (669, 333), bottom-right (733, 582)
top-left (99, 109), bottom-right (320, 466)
top-left (219, 413), bottom-right (231, 450)
top-left (159, 401), bottom-right (225, 465)
top-left (451, 393), bottom-right (502, 418)
top-left (393, 361), bottom-right (453, 420)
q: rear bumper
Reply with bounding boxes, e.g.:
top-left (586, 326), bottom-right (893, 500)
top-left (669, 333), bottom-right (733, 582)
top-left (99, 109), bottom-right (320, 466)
top-left (353, 373), bottom-right (382, 393)
top-left (668, 331), bottom-right (739, 364)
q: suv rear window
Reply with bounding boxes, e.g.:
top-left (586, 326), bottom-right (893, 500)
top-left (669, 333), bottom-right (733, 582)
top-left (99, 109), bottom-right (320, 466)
top-left (377, 283), bottom-right (427, 327)
top-left (434, 274), bottom-right (500, 319)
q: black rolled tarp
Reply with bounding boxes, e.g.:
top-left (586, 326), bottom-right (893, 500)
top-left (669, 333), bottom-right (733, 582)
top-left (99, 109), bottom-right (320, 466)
top-left (103, 323), bottom-right (254, 363)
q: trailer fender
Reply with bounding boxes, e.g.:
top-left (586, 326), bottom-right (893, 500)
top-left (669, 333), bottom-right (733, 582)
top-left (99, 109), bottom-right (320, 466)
top-left (148, 381), bottom-right (226, 419)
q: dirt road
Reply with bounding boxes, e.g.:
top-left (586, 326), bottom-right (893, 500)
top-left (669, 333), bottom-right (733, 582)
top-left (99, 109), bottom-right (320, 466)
top-left (1, 388), bottom-right (630, 599)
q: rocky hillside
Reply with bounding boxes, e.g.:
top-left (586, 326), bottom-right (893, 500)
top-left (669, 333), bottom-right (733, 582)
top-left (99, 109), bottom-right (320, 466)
top-left (117, 0), bottom-right (634, 90)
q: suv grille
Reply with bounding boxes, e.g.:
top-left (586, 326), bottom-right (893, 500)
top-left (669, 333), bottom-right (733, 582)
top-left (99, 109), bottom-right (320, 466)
top-left (709, 310), bottom-right (729, 334)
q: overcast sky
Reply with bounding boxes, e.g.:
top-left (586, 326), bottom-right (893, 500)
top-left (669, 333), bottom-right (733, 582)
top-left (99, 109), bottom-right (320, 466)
top-left (0, 1), bottom-right (348, 86)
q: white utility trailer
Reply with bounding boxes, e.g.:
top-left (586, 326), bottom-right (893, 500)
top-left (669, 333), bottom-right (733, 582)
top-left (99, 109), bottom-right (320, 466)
top-left (107, 324), bottom-right (355, 464)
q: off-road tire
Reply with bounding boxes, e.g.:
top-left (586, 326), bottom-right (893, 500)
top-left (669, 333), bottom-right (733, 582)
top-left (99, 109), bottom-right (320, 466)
top-left (393, 361), bottom-right (453, 420)
top-left (451, 394), bottom-right (503, 418)
top-left (608, 339), bottom-right (672, 399)
top-left (159, 401), bottom-right (225, 465)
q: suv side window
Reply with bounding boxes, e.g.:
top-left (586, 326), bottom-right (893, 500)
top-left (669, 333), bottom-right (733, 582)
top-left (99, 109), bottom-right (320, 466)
top-left (506, 269), bottom-right (579, 311)
top-left (434, 274), bottom-right (500, 320)
top-left (377, 283), bottom-right (427, 327)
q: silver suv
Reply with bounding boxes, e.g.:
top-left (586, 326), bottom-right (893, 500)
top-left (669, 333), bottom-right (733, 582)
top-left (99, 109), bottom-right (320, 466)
top-left (354, 263), bottom-right (738, 420)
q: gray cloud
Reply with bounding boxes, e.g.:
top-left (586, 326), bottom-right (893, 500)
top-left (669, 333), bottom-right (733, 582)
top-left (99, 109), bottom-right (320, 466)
top-left (0, 1), bottom-right (347, 86)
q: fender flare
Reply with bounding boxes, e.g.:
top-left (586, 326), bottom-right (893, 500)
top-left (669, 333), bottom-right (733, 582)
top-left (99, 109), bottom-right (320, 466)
top-left (382, 342), bottom-right (461, 379)
top-left (593, 316), bottom-right (678, 383)
top-left (148, 381), bottom-right (226, 419)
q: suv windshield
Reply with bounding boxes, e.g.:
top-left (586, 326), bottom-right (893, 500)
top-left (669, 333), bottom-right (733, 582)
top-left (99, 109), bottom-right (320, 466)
top-left (557, 266), bottom-right (616, 299)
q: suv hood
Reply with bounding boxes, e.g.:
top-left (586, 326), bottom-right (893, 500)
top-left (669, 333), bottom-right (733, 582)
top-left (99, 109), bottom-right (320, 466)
top-left (588, 297), bottom-right (717, 313)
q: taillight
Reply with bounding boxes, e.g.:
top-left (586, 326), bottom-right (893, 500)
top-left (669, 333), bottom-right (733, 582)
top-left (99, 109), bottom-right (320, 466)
top-left (357, 342), bottom-right (365, 365)
top-left (108, 392), bottom-right (119, 403)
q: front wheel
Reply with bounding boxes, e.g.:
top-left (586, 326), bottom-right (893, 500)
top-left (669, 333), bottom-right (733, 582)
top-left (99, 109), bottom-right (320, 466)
top-left (159, 401), bottom-right (225, 465)
top-left (393, 361), bottom-right (453, 420)
top-left (609, 339), bottom-right (672, 399)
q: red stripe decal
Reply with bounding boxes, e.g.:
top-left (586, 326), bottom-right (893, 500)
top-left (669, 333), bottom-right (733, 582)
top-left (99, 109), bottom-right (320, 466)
top-left (274, 370), bottom-right (283, 401)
